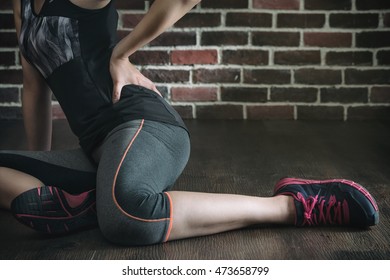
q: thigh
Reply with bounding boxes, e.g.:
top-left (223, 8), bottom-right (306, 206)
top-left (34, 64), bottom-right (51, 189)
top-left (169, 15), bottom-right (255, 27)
top-left (0, 148), bottom-right (97, 194)
top-left (95, 119), bottom-right (190, 244)
top-left (96, 119), bottom-right (190, 219)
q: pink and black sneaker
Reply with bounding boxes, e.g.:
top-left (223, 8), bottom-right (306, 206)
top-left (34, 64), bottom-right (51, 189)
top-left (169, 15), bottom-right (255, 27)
top-left (274, 178), bottom-right (379, 228)
top-left (11, 186), bottom-right (97, 234)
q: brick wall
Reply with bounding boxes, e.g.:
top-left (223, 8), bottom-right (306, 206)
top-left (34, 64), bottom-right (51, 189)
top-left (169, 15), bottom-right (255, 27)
top-left (0, 0), bottom-right (390, 121)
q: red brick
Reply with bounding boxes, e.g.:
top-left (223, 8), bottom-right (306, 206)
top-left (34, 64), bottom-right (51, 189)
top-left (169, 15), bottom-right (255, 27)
top-left (116, 30), bottom-right (128, 41)
top-left (371, 87), bottom-right (390, 103)
top-left (356, 0), bottom-right (390, 10)
top-left (247, 105), bottom-right (294, 120)
top-left (201, 31), bottom-right (248, 46)
top-left (304, 32), bottom-right (352, 47)
top-left (326, 51), bottom-right (373, 66)
top-left (0, 88), bottom-right (19, 103)
top-left (115, 0), bottom-right (146, 10)
top-left (149, 32), bottom-right (196, 47)
top-left (222, 50), bottom-right (268, 66)
top-left (226, 13), bottom-right (272, 27)
top-left (253, 0), bottom-right (299, 10)
top-left (244, 69), bottom-right (291, 84)
top-left (356, 32), bottom-right (390, 48)
top-left (130, 51), bottom-right (169, 65)
top-left (329, 14), bottom-right (379, 28)
top-left (321, 88), bottom-right (368, 103)
top-left (171, 87), bottom-right (218, 102)
top-left (277, 13), bottom-right (325, 28)
top-left (193, 68), bottom-right (241, 83)
top-left (271, 87), bottom-right (318, 103)
top-left (305, 0), bottom-right (352, 10)
top-left (345, 69), bottom-right (390, 85)
top-left (221, 87), bottom-right (268, 103)
top-left (377, 51), bottom-right (390, 65)
top-left (196, 105), bottom-right (243, 120)
top-left (201, 0), bottom-right (248, 9)
top-left (121, 14), bottom-right (144, 28)
top-left (171, 50), bottom-right (218, 65)
top-left (141, 69), bottom-right (190, 83)
top-left (175, 13), bottom-right (221, 28)
top-left (172, 105), bottom-right (193, 119)
top-left (348, 106), bottom-right (390, 120)
top-left (298, 106), bottom-right (344, 120)
top-left (274, 50), bottom-right (321, 65)
top-left (295, 69), bottom-right (342, 85)
top-left (0, 70), bottom-right (23, 84)
top-left (252, 32), bottom-right (300, 47)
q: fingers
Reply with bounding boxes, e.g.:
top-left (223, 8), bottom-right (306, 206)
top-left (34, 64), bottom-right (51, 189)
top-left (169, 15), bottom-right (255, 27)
top-left (112, 82), bottom-right (122, 104)
top-left (152, 84), bottom-right (163, 97)
top-left (110, 56), bottom-right (163, 101)
top-left (112, 80), bottom-right (161, 104)
top-left (138, 75), bottom-right (163, 97)
top-left (142, 78), bottom-right (162, 97)
top-left (112, 80), bottom-right (161, 103)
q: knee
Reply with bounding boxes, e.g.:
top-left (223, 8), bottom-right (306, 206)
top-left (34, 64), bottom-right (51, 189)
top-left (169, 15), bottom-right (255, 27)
top-left (98, 181), bottom-right (171, 246)
top-left (99, 191), bottom-right (170, 245)
top-left (98, 215), bottom-right (168, 246)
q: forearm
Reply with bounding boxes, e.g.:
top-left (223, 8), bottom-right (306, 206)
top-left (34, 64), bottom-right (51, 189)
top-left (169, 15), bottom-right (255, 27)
top-left (112, 0), bottom-right (201, 59)
top-left (22, 87), bottom-right (52, 151)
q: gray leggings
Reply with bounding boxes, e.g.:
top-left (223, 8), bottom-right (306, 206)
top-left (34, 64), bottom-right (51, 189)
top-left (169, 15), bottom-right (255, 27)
top-left (95, 119), bottom-right (190, 245)
top-left (0, 120), bottom-right (190, 245)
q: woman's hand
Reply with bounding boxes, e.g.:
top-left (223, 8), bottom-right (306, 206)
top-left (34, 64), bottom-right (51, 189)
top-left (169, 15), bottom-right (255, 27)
top-left (109, 0), bottom-right (201, 103)
top-left (109, 52), bottom-right (161, 103)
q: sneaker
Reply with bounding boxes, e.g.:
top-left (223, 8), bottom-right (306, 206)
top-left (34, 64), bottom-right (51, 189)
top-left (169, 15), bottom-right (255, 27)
top-left (274, 178), bottom-right (379, 228)
top-left (11, 186), bottom-right (97, 234)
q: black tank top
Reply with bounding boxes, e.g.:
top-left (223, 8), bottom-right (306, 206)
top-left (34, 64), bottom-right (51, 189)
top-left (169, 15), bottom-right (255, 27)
top-left (19, 0), bottom-right (187, 154)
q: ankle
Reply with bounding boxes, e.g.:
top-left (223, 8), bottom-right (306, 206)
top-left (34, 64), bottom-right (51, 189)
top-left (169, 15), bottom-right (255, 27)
top-left (275, 195), bottom-right (295, 225)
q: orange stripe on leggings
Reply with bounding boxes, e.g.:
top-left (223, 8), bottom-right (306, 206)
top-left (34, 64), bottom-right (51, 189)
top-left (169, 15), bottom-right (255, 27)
top-left (163, 192), bottom-right (174, 242)
top-left (111, 119), bottom-right (170, 223)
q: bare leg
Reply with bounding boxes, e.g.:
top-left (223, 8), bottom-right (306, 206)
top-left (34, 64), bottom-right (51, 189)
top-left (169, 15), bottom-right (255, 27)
top-left (167, 191), bottom-right (295, 241)
top-left (0, 167), bottom-right (43, 209)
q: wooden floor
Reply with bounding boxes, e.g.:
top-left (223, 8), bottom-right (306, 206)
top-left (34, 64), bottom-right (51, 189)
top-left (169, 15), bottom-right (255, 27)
top-left (0, 119), bottom-right (389, 260)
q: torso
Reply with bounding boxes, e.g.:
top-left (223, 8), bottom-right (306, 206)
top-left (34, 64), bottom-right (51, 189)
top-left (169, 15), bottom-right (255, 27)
top-left (19, 0), bottom-right (187, 155)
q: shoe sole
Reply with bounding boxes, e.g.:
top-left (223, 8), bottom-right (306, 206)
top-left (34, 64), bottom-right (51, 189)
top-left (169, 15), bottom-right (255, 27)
top-left (274, 177), bottom-right (379, 226)
top-left (11, 186), bottom-right (98, 235)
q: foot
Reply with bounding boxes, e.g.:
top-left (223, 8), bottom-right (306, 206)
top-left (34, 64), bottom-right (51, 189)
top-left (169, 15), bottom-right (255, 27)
top-left (11, 186), bottom-right (97, 234)
top-left (273, 178), bottom-right (379, 228)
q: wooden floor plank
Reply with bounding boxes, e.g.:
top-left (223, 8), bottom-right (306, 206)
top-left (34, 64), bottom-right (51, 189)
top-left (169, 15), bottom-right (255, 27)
top-left (0, 120), bottom-right (389, 259)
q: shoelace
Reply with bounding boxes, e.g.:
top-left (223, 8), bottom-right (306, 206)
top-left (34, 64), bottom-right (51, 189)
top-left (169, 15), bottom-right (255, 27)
top-left (296, 192), bottom-right (350, 226)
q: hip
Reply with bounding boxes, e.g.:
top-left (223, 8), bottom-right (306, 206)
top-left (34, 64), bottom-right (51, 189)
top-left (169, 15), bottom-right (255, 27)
top-left (91, 119), bottom-right (190, 165)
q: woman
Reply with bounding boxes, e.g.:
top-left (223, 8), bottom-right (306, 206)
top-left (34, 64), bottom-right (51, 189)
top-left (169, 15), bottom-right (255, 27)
top-left (0, 0), bottom-right (379, 246)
